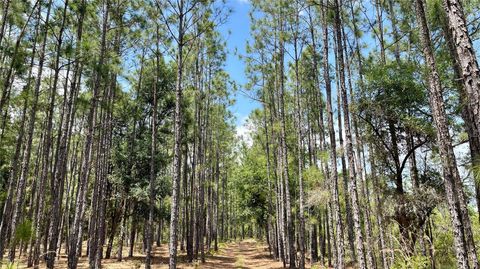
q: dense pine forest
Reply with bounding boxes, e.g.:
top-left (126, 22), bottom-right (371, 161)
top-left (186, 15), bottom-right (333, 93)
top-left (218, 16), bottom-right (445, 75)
top-left (1, 0), bottom-right (480, 268)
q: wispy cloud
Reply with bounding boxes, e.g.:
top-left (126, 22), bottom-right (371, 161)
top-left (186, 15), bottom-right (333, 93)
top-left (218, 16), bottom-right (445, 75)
top-left (237, 0), bottom-right (249, 4)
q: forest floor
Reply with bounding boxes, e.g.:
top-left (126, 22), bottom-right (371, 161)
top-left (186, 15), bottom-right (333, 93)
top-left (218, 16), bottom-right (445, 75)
top-left (10, 239), bottom-right (315, 268)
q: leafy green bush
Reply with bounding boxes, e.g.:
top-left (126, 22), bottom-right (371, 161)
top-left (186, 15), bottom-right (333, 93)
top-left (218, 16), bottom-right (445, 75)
top-left (391, 255), bottom-right (430, 269)
top-left (15, 219), bottom-right (32, 244)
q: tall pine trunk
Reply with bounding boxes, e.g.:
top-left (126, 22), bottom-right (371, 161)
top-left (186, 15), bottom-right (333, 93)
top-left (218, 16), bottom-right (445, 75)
top-left (333, 0), bottom-right (366, 267)
top-left (321, 2), bottom-right (345, 267)
top-left (169, 1), bottom-right (185, 267)
top-left (414, 0), bottom-right (472, 268)
top-left (68, 1), bottom-right (109, 267)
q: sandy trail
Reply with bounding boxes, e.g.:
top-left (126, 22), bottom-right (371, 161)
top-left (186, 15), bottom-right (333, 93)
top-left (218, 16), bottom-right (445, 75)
top-left (189, 239), bottom-right (286, 269)
top-left (10, 239), bottom-right (296, 269)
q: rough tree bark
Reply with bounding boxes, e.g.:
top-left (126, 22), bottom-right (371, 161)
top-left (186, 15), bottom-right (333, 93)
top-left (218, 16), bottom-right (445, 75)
top-left (333, 0), bottom-right (367, 267)
top-left (414, 0), bottom-right (472, 268)
top-left (277, 10), bottom-right (296, 268)
top-left (169, 0), bottom-right (185, 267)
top-left (322, 1), bottom-right (345, 267)
top-left (293, 4), bottom-right (306, 268)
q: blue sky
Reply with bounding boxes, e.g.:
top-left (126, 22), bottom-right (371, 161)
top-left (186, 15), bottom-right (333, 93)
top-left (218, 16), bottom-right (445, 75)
top-left (219, 0), bottom-right (260, 127)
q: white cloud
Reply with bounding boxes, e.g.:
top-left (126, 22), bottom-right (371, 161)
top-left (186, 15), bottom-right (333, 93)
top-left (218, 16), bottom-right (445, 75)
top-left (235, 115), bottom-right (254, 147)
top-left (237, 0), bottom-right (249, 4)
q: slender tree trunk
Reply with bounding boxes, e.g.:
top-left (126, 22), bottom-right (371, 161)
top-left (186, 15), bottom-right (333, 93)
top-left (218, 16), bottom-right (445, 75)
top-left (442, 1), bottom-right (480, 188)
top-left (0, 0), bottom-right (10, 46)
top-left (117, 199), bottom-right (127, 261)
top-left (321, 2), bottom-right (345, 268)
top-left (68, 1), bottom-right (109, 268)
top-left (0, 1), bottom-right (41, 258)
top-left (370, 144), bottom-right (389, 269)
top-left (442, 2), bottom-right (480, 266)
top-left (293, 6), bottom-right (305, 268)
top-left (129, 215), bottom-right (136, 258)
top-left (0, 0), bottom-right (39, 134)
top-left (415, 1), bottom-right (471, 268)
top-left (277, 9), bottom-right (296, 268)
top-left (333, 1), bottom-right (367, 268)
top-left (169, 1), bottom-right (185, 267)
top-left (6, 0), bottom-right (52, 264)
top-left (44, 0), bottom-right (71, 266)
top-left (146, 33), bottom-right (159, 268)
